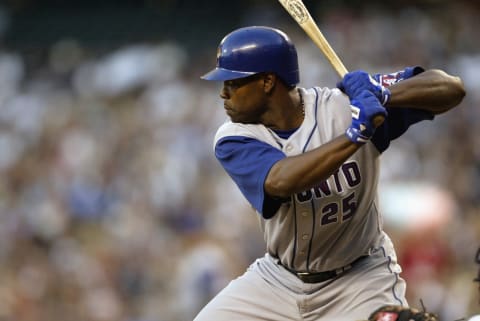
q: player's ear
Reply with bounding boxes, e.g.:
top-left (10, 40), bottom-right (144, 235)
top-left (263, 73), bottom-right (276, 94)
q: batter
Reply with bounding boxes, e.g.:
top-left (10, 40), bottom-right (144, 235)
top-left (196, 26), bottom-right (465, 321)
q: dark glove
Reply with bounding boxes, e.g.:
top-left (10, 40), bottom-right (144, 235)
top-left (368, 305), bottom-right (439, 321)
top-left (337, 70), bottom-right (391, 105)
top-left (345, 90), bottom-right (387, 144)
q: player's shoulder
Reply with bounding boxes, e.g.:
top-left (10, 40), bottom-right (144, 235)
top-left (300, 86), bottom-right (349, 112)
top-left (213, 120), bottom-right (271, 148)
top-left (214, 120), bottom-right (262, 139)
top-left (302, 86), bottom-right (347, 101)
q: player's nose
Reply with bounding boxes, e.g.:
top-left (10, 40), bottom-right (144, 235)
top-left (220, 86), bottom-right (229, 99)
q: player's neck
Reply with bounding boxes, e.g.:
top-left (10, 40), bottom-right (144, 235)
top-left (262, 87), bottom-right (304, 130)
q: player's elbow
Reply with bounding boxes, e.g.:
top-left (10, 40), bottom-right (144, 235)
top-left (443, 71), bottom-right (466, 105)
top-left (264, 177), bottom-right (293, 198)
top-left (449, 75), bottom-right (466, 107)
top-left (264, 167), bottom-right (296, 198)
top-left (433, 70), bottom-right (466, 113)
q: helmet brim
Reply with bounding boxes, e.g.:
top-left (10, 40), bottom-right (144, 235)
top-left (201, 67), bottom-right (256, 81)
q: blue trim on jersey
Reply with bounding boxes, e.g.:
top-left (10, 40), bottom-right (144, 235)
top-left (215, 136), bottom-right (286, 218)
top-left (380, 246), bottom-right (404, 306)
top-left (273, 128), bottom-right (298, 139)
top-left (302, 88), bottom-right (320, 152)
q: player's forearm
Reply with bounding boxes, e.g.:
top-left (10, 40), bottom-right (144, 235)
top-left (264, 135), bottom-right (361, 198)
top-left (386, 69), bottom-right (465, 114)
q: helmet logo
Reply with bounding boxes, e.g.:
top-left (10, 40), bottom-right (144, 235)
top-left (216, 46), bottom-right (224, 67)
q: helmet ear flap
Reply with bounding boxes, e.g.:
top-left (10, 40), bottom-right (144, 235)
top-left (201, 26), bottom-right (300, 87)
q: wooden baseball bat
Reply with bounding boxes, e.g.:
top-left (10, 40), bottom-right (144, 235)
top-left (277, 0), bottom-right (384, 127)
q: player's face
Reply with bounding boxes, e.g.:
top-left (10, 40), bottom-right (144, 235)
top-left (220, 74), bottom-right (268, 124)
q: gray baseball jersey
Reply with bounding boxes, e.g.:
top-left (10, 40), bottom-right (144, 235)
top-left (215, 86), bottom-right (381, 272)
top-left (195, 67), bottom-right (434, 321)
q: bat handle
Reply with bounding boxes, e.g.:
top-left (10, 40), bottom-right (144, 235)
top-left (373, 114), bottom-right (385, 128)
top-left (339, 72), bottom-right (386, 128)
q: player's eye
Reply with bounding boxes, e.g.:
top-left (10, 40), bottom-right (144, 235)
top-left (225, 74), bottom-right (263, 89)
top-left (225, 80), bottom-right (240, 88)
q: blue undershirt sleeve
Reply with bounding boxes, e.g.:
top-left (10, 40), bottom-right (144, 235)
top-left (215, 136), bottom-right (287, 218)
top-left (371, 108), bottom-right (434, 152)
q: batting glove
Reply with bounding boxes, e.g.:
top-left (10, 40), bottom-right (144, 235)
top-left (337, 70), bottom-right (391, 105)
top-left (346, 90), bottom-right (387, 144)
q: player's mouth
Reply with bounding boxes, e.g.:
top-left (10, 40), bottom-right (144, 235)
top-left (224, 104), bottom-right (234, 114)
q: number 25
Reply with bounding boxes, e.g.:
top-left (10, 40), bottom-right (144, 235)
top-left (320, 192), bottom-right (357, 225)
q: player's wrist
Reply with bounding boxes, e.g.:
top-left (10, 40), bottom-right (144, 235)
top-left (368, 74), bottom-right (390, 105)
top-left (346, 90), bottom-right (387, 144)
top-left (345, 127), bottom-right (369, 144)
top-left (380, 86), bottom-right (391, 105)
top-left (338, 71), bottom-right (391, 106)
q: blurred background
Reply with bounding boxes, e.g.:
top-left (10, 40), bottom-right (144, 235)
top-left (0, 0), bottom-right (478, 320)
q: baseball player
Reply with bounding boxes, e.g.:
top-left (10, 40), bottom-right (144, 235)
top-left (197, 26), bottom-right (465, 321)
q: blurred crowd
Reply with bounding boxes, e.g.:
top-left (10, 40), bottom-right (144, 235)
top-left (0, 1), bottom-right (478, 321)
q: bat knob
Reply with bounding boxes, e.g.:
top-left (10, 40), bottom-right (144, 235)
top-left (373, 115), bottom-right (385, 128)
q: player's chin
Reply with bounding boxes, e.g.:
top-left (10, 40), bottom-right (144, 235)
top-left (226, 112), bottom-right (244, 123)
top-left (230, 116), bottom-right (258, 124)
top-left (226, 110), bottom-right (259, 124)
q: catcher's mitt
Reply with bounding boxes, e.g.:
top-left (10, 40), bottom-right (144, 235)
top-left (368, 305), bottom-right (439, 321)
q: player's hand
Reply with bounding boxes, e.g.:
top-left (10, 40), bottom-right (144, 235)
top-left (346, 90), bottom-right (387, 144)
top-left (337, 70), bottom-right (391, 105)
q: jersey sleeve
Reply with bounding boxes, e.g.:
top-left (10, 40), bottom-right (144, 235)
top-left (370, 66), bottom-right (435, 153)
top-left (371, 108), bottom-right (434, 152)
top-left (215, 136), bottom-right (286, 218)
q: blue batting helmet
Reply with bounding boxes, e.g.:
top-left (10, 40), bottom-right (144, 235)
top-left (201, 26), bottom-right (299, 87)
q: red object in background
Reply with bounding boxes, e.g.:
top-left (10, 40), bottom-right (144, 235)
top-left (398, 232), bottom-right (454, 284)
